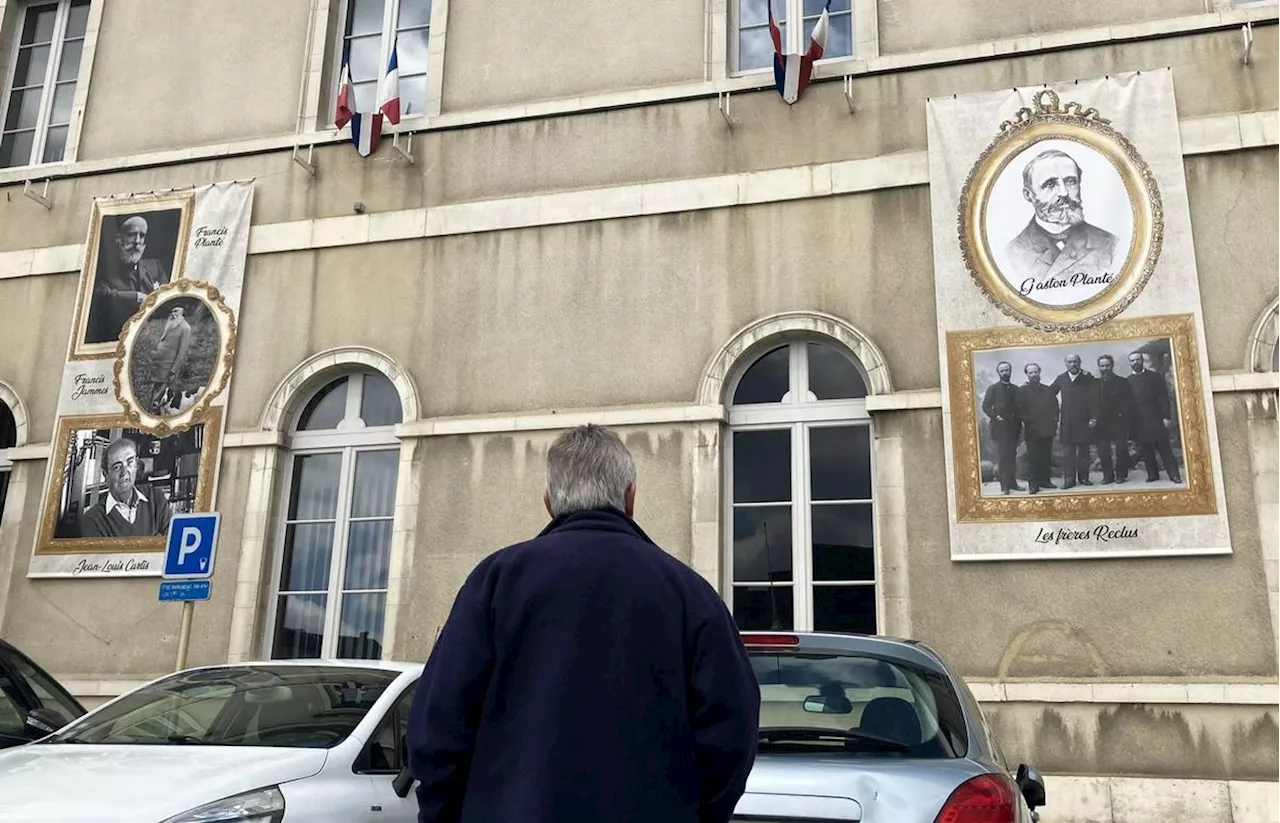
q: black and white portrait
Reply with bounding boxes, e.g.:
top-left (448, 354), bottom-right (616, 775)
top-left (49, 420), bottom-right (208, 540)
top-left (83, 208), bottom-right (184, 345)
top-left (126, 296), bottom-right (220, 418)
top-left (972, 337), bottom-right (1184, 498)
top-left (986, 140), bottom-right (1134, 308)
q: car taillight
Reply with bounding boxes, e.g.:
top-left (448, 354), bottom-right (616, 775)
top-left (933, 774), bottom-right (1018, 823)
top-left (740, 633), bottom-right (800, 646)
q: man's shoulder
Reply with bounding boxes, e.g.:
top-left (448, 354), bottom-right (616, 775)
top-left (1081, 221), bottom-right (1117, 247)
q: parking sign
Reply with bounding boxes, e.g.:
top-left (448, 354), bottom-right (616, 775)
top-left (163, 513), bottom-right (220, 580)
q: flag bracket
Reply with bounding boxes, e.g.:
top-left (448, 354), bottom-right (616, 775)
top-left (843, 76), bottom-right (857, 115)
top-left (292, 144), bottom-right (317, 177)
top-left (22, 179), bottom-right (51, 209)
top-left (1242, 21), bottom-right (1254, 65)
top-left (718, 91), bottom-right (736, 128)
top-left (392, 131), bottom-right (415, 164)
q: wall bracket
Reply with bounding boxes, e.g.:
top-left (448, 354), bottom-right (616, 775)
top-left (719, 91), bottom-right (736, 129)
top-left (292, 144), bottom-right (317, 177)
top-left (392, 131), bottom-right (416, 165)
top-left (1242, 21), bottom-right (1254, 66)
top-left (22, 179), bottom-right (51, 209)
top-left (843, 76), bottom-right (857, 115)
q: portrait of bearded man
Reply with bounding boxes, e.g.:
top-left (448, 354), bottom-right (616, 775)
top-left (85, 213), bottom-right (175, 345)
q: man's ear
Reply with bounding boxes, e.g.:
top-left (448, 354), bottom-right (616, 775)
top-left (624, 483), bottom-right (636, 518)
top-left (543, 491), bottom-right (554, 518)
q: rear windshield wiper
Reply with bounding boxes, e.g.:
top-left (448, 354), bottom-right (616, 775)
top-left (758, 726), bottom-right (910, 751)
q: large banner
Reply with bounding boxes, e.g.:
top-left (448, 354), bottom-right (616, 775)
top-left (926, 70), bottom-right (1231, 560)
top-left (29, 182), bottom-right (254, 577)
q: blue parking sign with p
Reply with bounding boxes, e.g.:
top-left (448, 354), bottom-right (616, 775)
top-left (163, 513), bottom-right (220, 580)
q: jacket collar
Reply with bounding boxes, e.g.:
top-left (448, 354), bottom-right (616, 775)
top-left (537, 507), bottom-right (658, 547)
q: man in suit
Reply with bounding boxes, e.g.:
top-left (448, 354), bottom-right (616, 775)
top-left (86, 215), bottom-right (172, 344)
top-left (981, 361), bottom-right (1023, 494)
top-left (1092, 354), bottom-right (1134, 484)
top-left (1127, 351), bottom-right (1182, 484)
top-left (147, 305), bottom-right (193, 414)
top-left (80, 436), bottom-right (173, 538)
top-left (1017, 363), bottom-right (1059, 494)
top-left (1049, 353), bottom-right (1097, 488)
top-left (1004, 149), bottom-right (1118, 292)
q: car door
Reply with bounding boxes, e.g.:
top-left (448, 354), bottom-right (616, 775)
top-left (352, 679), bottom-right (419, 822)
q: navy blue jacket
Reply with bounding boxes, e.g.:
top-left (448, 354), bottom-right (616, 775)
top-left (405, 508), bottom-right (760, 823)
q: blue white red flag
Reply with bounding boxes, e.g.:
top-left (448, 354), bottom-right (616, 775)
top-left (377, 39), bottom-right (401, 124)
top-left (769, 0), bottom-right (831, 104)
top-left (335, 48), bottom-right (383, 157)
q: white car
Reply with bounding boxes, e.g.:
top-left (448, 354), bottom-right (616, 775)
top-left (0, 660), bottom-right (425, 822)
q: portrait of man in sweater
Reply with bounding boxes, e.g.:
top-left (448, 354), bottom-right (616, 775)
top-left (78, 436), bottom-right (173, 538)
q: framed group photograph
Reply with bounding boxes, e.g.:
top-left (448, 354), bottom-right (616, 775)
top-left (946, 313), bottom-right (1215, 523)
top-left (34, 408), bottom-right (222, 556)
top-left (113, 279), bottom-right (237, 436)
top-left (68, 192), bottom-right (194, 360)
top-left (959, 89), bottom-right (1163, 331)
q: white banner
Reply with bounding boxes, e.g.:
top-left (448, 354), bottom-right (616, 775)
top-left (926, 70), bottom-right (1230, 560)
top-left (29, 182), bottom-right (255, 577)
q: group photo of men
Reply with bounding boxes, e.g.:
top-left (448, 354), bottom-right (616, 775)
top-left (973, 337), bottom-right (1184, 496)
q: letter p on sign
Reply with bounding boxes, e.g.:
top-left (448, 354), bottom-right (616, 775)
top-left (163, 513), bottom-right (220, 580)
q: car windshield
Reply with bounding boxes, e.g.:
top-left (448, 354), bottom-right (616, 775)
top-left (749, 651), bottom-right (969, 758)
top-left (43, 666), bottom-right (397, 748)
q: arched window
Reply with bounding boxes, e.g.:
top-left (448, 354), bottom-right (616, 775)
top-left (0, 399), bottom-right (15, 527)
top-left (726, 339), bottom-right (877, 634)
top-left (267, 370), bottom-right (404, 660)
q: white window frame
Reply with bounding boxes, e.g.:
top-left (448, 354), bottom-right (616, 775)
top-left (0, 0), bottom-right (98, 169)
top-left (262, 371), bottom-right (401, 660)
top-left (723, 339), bottom-right (879, 633)
top-left (721, 0), bottom-right (878, 79)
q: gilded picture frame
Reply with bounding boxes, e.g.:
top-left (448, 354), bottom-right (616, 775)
top-left (68, 191), bottom-right (195, 361)
top-left (113, 279), bottom-right (237, 437)
top-left (946, 313), bottom-right (1214, 523)
top-left (958, 89), bottom-right (1164, 331)
top-left (34, 407), bottom-right (223, 555)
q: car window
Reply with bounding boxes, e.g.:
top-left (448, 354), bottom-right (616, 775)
top-left (360, 679), bottom-right (418, 774)
top-left (750, 651), bottom-right (969, 758)
top-left (0, 669), bottom-right (27, 735)
top-left (46, 666), bottom-right (397, 749)
top-left (6, 652), bottom-right (81, 723)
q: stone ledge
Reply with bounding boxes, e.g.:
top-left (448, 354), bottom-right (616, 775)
top-left (1038, 775), bottom-right (1278, 823)
top-left (967, 679), bottom-right (1278, 705)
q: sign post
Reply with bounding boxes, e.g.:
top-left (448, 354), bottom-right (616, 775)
top-left (160, 512), bottom-right (220, 672)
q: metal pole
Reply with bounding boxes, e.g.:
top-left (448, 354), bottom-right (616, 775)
top-left (175, 600), bottom-right (195, 671)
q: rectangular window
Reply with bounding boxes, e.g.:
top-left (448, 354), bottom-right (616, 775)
top-left (1, 0), bottom-right (89, 168)
top-left (733, 0), bottom-right (853, 73)
top-left (340, 0), bottom-right (430, 120)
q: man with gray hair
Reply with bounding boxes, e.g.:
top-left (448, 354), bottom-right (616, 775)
top-left (406, 424), bottom-right (760, 823)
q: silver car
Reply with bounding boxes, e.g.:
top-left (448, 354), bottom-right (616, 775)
top-left (736, 631), bottom-right (1047, 823)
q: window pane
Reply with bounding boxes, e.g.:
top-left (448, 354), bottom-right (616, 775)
top-left (738, 26), bottom-right (781, 72)
top-left (41, 124), bottom-right (67, 163)
top-left (14, 45), bottom-right (50, 88)
top-left (0, 675), bottom-right (25, 733)
top-left (7, 653), bottom-right (81, 723)
top-left (347, 33), bottom-right (382, 82)
top-left (740, 0), bottom-right (781, 26)
top-left (0, 130), bottom-right (35, 168)
top-left (351, 449), bottom-right (398, 517)
top-left (804, 0), bottom-right (851, 13)
top-left (297, 377), bottom-right (348, 431)
top-left (57, 39), bottom-right (82, 81)
top-left (347, 0), bottom-right (385, 36)
top-left (353, 81), bottom-right (378, 114)
top-left (812, 503), bottom-right (874, 581)
top-left (338, 592), bottom-right (386, 659)
top-left (345, 521), bottom-right (392, 590)
top-left (21, 6), bottom-right (57, 45)
top-left (360, 373), bottom-right (402, 427)
top-left (49, 83), bottom-right (74, 125)
top-left (732, 585), bottom-right (794, 630)
top-left (810, 426), bottom-right (872, 501)
top-left (733, 506), bottom-right (792, 582)
top-left (399, 73), bottom-right (426, 118)
top-left (813, 585), bottom-right (876, 634)
top-left (398, 0), bottom-right (432, 29)
top-left (734, 345), bottom-right (789, 404)
top-left (272, 594), bottom-right (327, 659)
top-left (807, 343), bottom-right (867, 399)
top-left (733, 429), bottom-right (790, 503)
top-left (5, 88), bottom-right (43, 131)
top-left (279, 523), bottom-right (336, 591)
top-left (396, 26), bottom-right (429, 76)
top-left (805, 12), bottom-right (852, 58)
top-left (0, 471), bottom-right (10, 527)
top-left (287, 453), bottom-right (342, 520)
top-left (0, 402), bottom-right (14, 449)
top-left (66, 1), bottom-right (90, 39)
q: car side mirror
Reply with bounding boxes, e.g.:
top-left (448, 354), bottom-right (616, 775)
top-left (1015, 763), bottom-right (1046, 810)
top-left (25, 707), bottom-right (67, 737)
top-left (802, 695), bottom-right (853, 714)
top-left (391, 733), bottom-right (414, 798)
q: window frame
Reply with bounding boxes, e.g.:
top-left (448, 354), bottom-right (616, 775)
top-left (0, 0), bottom-right (90, 170)
top-left (728, 0), bottom-right (857, 76)
top-left (262, 371), bottom-right (403, 661)
top-left (723, 338), bottom-right (880, 633)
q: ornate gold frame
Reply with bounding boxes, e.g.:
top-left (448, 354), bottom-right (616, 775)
top-left (946, 313), bottom-right (1215, 522)
top-left (68, 191), bottom-right (195, 361)
top-left (958, 89), bottom-right (1163, 331)
top-left (113, 279), bottom-right (237, 436)
top-left (34, 407), bottom-right (223, 555)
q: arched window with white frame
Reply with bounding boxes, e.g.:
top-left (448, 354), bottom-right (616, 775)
top-left (267, 369), bottom-right (404, 660)
top-left (726, 338), bottom-right (877, 634)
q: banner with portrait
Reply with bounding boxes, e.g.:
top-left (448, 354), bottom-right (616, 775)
top-left (29, 182), bottom-right (255, 577)
top-left (926, 70), bottom-right (1231, 560)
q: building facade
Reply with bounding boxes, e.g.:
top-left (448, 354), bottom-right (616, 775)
top-left (0, 0), bottom-right (1276, 819)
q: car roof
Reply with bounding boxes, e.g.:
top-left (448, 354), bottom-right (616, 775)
top-left (172, 659), bottom-right (424, 676)
top-left (739, 631), bottom-right (951, 677)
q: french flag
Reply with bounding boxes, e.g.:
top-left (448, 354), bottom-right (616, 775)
top-left (335, 50), bottom-right (383, 156)
top-left (770, 0), bottom-right (831, 104)
top-left (377, 39), bottom-right (401, 124)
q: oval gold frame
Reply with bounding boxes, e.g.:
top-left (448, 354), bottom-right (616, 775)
top-left (959, 89), bottom-right (1163, 331)
top-left (113, 278), bottom-right (237, 436)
